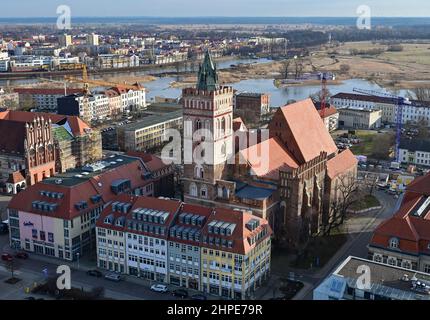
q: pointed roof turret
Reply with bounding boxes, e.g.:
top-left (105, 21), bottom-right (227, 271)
top-left (196, 50), bottom-right (219, 91)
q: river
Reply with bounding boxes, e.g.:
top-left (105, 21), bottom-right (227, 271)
top-left (145, 77), bottom-right (411, 107)
top-left (0, 56), bottom-right (411, 107)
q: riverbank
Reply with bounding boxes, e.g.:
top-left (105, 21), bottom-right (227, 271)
top-left (0, 55), bottom-right (238, 80)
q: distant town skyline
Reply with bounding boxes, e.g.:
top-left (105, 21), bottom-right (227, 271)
top-left (1, 0), bottom-right (429, 18)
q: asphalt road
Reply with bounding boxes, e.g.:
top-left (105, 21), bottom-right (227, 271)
top-left (0, 191), bottom-right (397, 300)
top-left (0, 233), bottom-right (194, 300)
top-left (299, 190), bottom-right (398, 300)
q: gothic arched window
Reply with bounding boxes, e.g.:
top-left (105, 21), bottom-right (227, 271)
top-left (190, 183), bottom-right (197, 197)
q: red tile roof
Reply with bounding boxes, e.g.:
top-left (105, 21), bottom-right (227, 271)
top-left (126, 151), bottom-right (170, 173)
top-left (370, 173), bottom-right (430, 255)
top-left (269, 98), bottom-right (338, 164)
top-left (7, 171), bottom-right (26, 184)
top-left (233, 117), bottom-right (247, 132)
top-left (0, 120), bottom-right (26, 154)
top-left (239, 136), bottom-right (299, 180)
top-left (319, 106), bottom-right (338, 118)
top-left (14, 88), bottom-right (82, 96)
top-left (96, 195), bottom-right (272, 255)
top-left (97, 195), bottom-right (182, 238)
top-left (8, 157), bottom-right (151, 220)
top-left (326, 149), bottom-right (358, 179)
top-left (201, 207), bottom-right (272, 255)
top-left (0, 110), bottom-right (91, 136)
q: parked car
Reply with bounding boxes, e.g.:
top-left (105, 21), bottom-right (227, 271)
top-left (87, 270), bottom-right (103, 277)
top-left (172, 289), bottom-right (189, 299)
top-left (104, 273), bottom-right (122, 282)
top-left (191, 294), bottom-right (207, 300)
top-left (1, 253), bottom-right (13, 262)
top-left (150, 284), bottom-right (169, 293)
top-left (15, 252), bottom-right (29, 259)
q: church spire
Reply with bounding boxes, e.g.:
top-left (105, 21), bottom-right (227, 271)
top-left (196, 50), bottom-right (219, 91)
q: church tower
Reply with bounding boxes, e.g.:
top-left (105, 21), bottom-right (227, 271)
top-left (182, 51), bottom-right (234, 205)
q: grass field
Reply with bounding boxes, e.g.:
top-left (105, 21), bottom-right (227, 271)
top-left (315, 41), bottom-right (430, 88)
top-left (349, 130), bottom-right (379, 156)
top-left (350, 195), bottom-right (381, 211)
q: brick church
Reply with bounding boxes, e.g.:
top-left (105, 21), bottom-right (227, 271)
top-left (181, 51), bottom-right (358, 246)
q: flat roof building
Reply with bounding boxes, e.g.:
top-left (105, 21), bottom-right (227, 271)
top-left (314, 256), bottom-right (430, 300)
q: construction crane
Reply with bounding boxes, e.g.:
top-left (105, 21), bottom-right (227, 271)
top-left (320, 72), bottom-right (329, 119)
top-left (64, 64), bottom-right (144, 93)
top-left (353, 88), bottom-right (413, 162)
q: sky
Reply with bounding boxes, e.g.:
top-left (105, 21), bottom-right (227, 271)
top-left (1, 0), bottom-right (429, 18)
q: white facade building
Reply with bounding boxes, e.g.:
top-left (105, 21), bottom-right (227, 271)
top-left (399, 139), bottom-right (430, 167)
top-left (331, 92), bottom-right (430, 126)
top-left (126, 232), bottom-right (168, 282)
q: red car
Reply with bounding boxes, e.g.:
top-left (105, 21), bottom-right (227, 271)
top-left (1, 253), bottom-right (13, 262)
top-left (15, 252), bottom-right (28, 259)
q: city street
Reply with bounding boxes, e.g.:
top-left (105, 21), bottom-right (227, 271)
top-left (1, 189), bottom-right (399, 300)
top-left (291, 190), bottom-right (398, 300)
top-left (0, 232), bottom-right (203, 300)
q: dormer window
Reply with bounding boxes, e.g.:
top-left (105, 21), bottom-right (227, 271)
top-left (389, 237), bottom-right (399, 249)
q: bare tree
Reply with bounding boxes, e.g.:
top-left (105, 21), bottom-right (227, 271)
top-left (361, 173), bottom-right (379, 196)
top-left (5, 258), bottom-right (21, 280)
top-left (294, 58), bottom-right (304, 79)
top-left (411, 88), bottom-right (430, 102)
top-left (324, 174), bottom-right (360, 236)
top-left (339, 64), bottom-right (351, 75)
top-left (370, 132), bottom-right (395, 160)
top-left (283, 60), bottom-right (291, 79)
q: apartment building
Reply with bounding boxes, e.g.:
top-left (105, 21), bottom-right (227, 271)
top-left (96, 54), bottom-right (140, 69)
top-left (7, 154), bottom-right (165, 261)
top-left (0, 55), bottom-right (10, 72)
top-left (117, 110), bottom-right (183, 152)
top-left (368, 173), bottom-right (430, 274)
top-left (59, 34), bottom-right (73, 47)
top-left (399, 138), bottom-right (430, 167)
top-left (167, 204), bottom-right (213, 290)
top-left (87, 33), bottom-right (99, 46)
top-left (57, 93), bottom-right (110, 122)
top-left (96, 195), bottom-right (181, 282)
top-left (200, 208), bottom-right (271, 299)
top-left (96, 195), bottom-right (272, 299)
top-left (10, 56), bottom-right (79, 72)
top-left (111, 85), bottom-right (146, 112)
top-left (14, 88), bottom-right (82, 112)
top-left (331, 92), bottom-right (430, 126)
top-left (314, 256), bottom-right (430, 300)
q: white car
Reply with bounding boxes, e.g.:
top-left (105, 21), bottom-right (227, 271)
top-left (150, 284), bottom-right (168, 293)
top-left (104, 272), bottom-right (122, 282)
